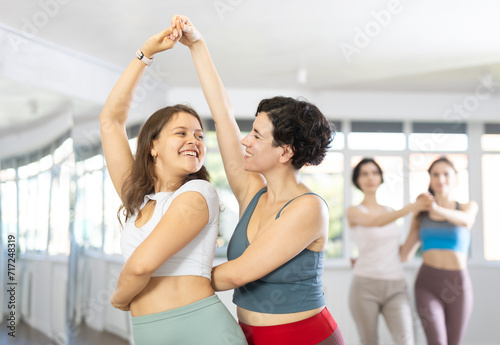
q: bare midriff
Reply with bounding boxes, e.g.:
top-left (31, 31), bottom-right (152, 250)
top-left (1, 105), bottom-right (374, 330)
top-left (423, 249), bottom-right (467, 270)
top-left (129, 275), bottom-right (214, 317)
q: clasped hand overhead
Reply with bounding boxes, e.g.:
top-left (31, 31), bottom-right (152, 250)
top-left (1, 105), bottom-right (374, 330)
top-left (139, 15), bottom-right (202, 59)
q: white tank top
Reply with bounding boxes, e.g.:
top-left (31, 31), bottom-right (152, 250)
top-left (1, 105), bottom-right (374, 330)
top-left (350, 205), bottom-right (405, 280)
top-left (120, 180), bottom-right (219, 279)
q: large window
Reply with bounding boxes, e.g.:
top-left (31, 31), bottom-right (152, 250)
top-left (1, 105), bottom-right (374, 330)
top-left (482, 124), bottom-right (500, 261)
top-left (74, 155), bottom-right (104, 250)
top-left (73, 137), bottom-right (140, 255)
top-left (2, 136), bottom-right (73, 255)
top-left (18, 160), bottom-right (51, 252)
top-left (48, 138), bottom-right (74, 255)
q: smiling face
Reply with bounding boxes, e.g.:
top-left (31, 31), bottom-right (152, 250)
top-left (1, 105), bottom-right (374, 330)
top-left (152, 112), bottom-right (206, 179)
top-left (357, 162), bottom-right (383, 193)
top-left (240, 112), bottom-right (284, 173)
top-left (429, 161), bottom-right (457, 196)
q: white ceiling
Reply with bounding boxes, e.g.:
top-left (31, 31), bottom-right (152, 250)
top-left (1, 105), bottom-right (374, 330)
top-left (1, 0), bottom-right (500, 136)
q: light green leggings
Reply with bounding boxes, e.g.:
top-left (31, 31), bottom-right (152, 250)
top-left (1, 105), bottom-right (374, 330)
top-left (131, 294), bottom-right (247, 345)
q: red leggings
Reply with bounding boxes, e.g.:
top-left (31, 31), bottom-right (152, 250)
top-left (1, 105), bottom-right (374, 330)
top-left (238, 308), bottom-right (345, 345)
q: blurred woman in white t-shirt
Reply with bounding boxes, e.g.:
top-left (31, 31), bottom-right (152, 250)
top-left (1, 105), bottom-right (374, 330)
top-left (346, 158), bottom-right (432, 345)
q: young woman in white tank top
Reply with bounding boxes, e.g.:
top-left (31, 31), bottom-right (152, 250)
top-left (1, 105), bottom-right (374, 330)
top-left (101, 22), bottom-right (246, 344)
top-left (346, 158), bottom-right (432, 345)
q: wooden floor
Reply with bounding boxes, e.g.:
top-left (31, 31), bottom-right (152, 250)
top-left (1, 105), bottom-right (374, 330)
top-left (1, 320), bottom-right (129, 345)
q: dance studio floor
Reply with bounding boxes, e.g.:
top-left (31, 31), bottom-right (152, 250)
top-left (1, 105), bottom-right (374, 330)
top-left (0, 320), bottom-right (128, 345)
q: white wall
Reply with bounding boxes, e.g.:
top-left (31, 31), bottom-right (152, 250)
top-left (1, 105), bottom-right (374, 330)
top-left (14, 255), bottom-right (67, 343)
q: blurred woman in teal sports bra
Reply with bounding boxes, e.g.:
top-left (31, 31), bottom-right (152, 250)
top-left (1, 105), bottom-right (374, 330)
top-left (400, 157), bottom-right (478, 345)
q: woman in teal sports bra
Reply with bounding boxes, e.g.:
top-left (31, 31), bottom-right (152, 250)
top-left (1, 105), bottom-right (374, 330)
top-left (172, 15), bottom-right (345, 345)
top-left (400, 157), bottom-right (478, 345)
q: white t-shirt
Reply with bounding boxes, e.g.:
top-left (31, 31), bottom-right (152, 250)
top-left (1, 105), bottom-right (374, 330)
top-left (120, 179), bottom-right (219, 280)
top-left (350, 205), bottom-right (405, 280)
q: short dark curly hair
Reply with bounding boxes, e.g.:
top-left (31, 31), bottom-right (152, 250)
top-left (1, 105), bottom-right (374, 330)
top-left (255, 96), bottom-right (335, 170)
top-left (352, 158), bottom-right (383, 190)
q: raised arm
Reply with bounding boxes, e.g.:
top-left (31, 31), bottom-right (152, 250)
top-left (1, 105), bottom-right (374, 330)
top-left (347, 193), bottom-right (433, 228)
top-left (174, 15), bottom-right (265, 204)
top-left (429, 200), bottom-right (478, 229)
top-left (111, 190), bottom-right (210, 310)
top-left (99, 27), bottom-right (178, 199)
top-left (211, 195), bottom-right (327, 291)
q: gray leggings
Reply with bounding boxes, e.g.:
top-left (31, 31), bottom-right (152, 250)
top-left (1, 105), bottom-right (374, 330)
top-left (349, 275), bottom-right (415, 345)
top-left (414, 264), bottom-right (473, 345)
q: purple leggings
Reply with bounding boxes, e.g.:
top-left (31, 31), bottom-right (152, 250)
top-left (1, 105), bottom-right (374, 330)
top-left (414, 264), bottom-right (473, 345)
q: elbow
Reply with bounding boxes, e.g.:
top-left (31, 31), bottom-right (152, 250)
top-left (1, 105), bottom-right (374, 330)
top-left (99, 115), bottom-right (110, 133)
top-left (99, 114), bottom-right (123, 130)
top-left (126, 259), bottom-right (155, 277)
top-left (99, 115), bottom-right (113, 129)
top-left (452, 217), bottom-right (471, 228)
top-left (463, 214), bottom-right (477, 229)
top-left (219, 265), bottom-right (249, 288)
top-left (227, 271), bottom-right (248, 288)
top-left (464, 220), bottom-right (475, 230)
top-left (99, 110), bottom-right (109, 124)
top-left (212, 260), bottom-right (250, 290)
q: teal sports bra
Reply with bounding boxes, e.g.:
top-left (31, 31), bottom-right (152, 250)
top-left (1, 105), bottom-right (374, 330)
top-left (227, 187), bottom-right (326, 314)
top-left (419, 202), bottom-right (471, 254)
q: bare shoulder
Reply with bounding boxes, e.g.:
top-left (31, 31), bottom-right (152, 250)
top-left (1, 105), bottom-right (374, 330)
top-left (162, 191), bottom-right (210, 227)
top-left (346, 205), bottom-right (358, 213)
top-left (169, 190), bottom-right (209, 212)
top-left (281, 192), bottom-right (329, 219)
top-left (346, 205), bottom-right (362, 216)
top-left (279, 193), bottom-right (329, 248)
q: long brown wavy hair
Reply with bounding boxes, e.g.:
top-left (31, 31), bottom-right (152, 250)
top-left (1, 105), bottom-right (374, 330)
top-left (118, 105), bottom-right (210, 226)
